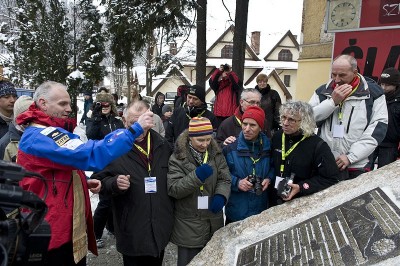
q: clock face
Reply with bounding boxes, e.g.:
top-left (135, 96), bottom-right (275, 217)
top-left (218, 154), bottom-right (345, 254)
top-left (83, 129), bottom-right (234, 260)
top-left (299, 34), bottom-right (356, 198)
top-left (331, 2), bottom-right (356, 27)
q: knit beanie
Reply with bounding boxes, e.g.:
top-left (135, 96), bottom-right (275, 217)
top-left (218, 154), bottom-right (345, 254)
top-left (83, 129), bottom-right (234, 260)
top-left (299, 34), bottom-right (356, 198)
top-left (187, 85), bottom-right (206, 103)
top-left (188, 117), bottom-right (213, 137)
top-left (0, 81), bottom-right (17, 98)
top-left (242, 106), bottom-right (265, 129)
top-left (95, 93), bottom-right (118, 115)
top-left (162, 105), bottom-right (172, 115)
top-left (380, 68), bottom-right (400, 85)
top-left (13, 95), bottom-right (34, 122)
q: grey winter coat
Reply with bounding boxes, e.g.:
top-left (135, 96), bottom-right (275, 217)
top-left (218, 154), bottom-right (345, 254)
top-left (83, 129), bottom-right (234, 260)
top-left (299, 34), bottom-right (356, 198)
top-left (167, 130), bottom-right (231, 248)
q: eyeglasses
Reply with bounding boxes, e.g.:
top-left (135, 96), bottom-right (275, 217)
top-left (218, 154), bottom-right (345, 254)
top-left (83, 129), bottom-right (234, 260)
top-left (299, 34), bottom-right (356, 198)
top-left (280, 115), bottom-right (301, 124)
top-left (243, 99), bottom-right (261, 106)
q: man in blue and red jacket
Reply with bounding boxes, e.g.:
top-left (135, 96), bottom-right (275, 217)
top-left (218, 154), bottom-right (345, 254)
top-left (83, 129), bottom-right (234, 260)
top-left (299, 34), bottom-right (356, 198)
top-left (16, 81), bottom-right (154, 266)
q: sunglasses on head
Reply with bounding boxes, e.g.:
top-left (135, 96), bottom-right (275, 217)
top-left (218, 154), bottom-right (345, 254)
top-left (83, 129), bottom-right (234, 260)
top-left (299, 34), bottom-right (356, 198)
top-left (101, 102), bottom-right (110, 107)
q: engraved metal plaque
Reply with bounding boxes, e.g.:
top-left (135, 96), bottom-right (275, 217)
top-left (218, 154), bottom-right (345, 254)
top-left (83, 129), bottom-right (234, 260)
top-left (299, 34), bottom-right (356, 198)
top-left (237, 188), bottom-right (400, 265)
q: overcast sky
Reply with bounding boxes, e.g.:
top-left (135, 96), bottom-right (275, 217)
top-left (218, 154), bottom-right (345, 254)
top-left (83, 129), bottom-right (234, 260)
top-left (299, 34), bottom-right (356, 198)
top-left (206, 0), bottom-right (304, 47)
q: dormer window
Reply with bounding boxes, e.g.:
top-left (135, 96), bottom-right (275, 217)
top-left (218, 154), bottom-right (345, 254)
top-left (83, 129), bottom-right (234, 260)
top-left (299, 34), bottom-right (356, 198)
top-left (221, 45), bottom-right (233, 58)
top-left (278, 49), bottom-right (292, 61)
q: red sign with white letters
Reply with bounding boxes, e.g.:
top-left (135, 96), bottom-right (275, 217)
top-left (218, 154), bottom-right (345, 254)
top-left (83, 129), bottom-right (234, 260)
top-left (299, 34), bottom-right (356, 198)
top-left (360, 0), bottom-right (400, 27)
top-left (333, 28), bottom-right (400, 81)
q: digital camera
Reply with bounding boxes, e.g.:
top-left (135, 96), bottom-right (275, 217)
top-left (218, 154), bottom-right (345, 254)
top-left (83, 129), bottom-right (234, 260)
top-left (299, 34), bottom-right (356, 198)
top-left (248, 175), bottom-right (263, 196)
top-left (278, 173), bottom-right (295, 198)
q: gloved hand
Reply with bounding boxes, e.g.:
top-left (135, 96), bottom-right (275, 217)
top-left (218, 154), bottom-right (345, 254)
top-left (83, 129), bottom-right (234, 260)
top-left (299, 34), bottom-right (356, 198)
top-left (92, 103), bottom-right (102, 122)
top-left (195, 164), bottom-right (213, 182)
top-left (209, 194), bottom-right (225, 213)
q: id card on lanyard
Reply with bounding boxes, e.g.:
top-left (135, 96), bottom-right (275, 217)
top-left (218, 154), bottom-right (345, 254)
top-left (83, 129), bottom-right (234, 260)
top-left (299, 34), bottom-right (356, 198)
top-left (134, 133), bottom-right (157, 194)
top-left (198, 150), bottom-right (209, 209)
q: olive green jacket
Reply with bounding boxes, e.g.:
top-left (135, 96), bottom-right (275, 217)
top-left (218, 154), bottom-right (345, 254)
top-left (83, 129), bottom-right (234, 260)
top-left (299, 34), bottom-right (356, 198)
top-left (167, 130), bottom-right (231, 248)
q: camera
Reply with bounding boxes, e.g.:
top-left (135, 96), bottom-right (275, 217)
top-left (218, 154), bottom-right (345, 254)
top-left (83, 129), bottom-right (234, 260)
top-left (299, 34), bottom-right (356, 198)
top-left (247, 175), bottom-right (263, 196)
top-left (0, 160), bottom-right (50, 265)
top-left (95, 102), bottom-right (102, 107)
top-left (223, 64), bottom-right (230, 71)
top-left (278, 173), bottom-right (295, 198)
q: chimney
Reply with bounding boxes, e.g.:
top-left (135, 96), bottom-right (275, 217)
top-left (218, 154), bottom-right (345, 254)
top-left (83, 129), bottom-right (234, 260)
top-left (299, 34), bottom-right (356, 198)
top-left (251, 31), bottom-right (260, 55)
top-left (169, 42), bottom-right (177, 55)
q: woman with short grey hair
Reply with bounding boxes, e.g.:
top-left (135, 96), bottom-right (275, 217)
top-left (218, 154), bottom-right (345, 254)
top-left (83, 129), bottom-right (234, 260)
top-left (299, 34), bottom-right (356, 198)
top-left (270, 100), bottom-right (339, 205)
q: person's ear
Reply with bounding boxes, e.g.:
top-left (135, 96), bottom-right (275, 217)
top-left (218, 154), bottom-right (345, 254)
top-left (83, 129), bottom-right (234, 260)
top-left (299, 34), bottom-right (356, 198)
top-left (38, 98), bottom-right (47, 111)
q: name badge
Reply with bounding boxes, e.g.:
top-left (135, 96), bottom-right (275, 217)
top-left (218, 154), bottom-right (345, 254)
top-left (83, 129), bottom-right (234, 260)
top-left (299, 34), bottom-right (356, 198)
top-left (197, 196), bottom-right (209, 209)
top-left (275, 176), bottom-right (284, 189)
top-left (333, 124), bottom-right (345, 138)
top-left (144, 177), bottom-right (157, 193)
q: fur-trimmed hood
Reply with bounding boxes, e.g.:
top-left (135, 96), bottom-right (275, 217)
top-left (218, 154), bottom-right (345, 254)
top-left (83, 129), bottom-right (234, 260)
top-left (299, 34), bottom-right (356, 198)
top-left (174, 129), bottom-right (222, 160)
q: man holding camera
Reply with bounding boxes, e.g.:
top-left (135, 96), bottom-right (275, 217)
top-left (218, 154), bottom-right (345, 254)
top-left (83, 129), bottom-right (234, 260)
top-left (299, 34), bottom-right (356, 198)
top-left (223, 106), bottom-right (274, 224)
top-left (86, 92), bottom-right (123, 140)
top-left (209, 63), bottom-right (240, 127)
top-left (16, 81), bottom-right (154, 265)
top-left (165, 85), bottom-right (217, 147)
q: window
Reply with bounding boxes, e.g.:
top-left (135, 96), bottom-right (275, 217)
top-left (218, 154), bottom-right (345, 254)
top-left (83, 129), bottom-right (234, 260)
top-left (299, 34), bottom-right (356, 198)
top-left (278, 49), bottom-right (292, 61)
top-left (221, 45), bottom-right (233, 58)
top-left (284, 75), bottom-right (291, 87)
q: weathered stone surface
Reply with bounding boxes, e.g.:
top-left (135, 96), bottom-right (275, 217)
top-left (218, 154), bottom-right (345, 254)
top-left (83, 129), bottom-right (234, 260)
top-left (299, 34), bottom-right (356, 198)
top-left (189, 161), bottom-right (400, 266)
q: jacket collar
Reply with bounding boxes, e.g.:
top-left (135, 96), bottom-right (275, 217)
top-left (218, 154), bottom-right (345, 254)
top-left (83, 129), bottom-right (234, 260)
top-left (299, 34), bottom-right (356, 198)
top-left (16, 103), bottom-right (76, 132)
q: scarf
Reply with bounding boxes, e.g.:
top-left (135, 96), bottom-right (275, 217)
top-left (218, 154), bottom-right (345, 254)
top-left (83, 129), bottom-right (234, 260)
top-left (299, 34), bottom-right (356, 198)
top-left (332, 75), bottom-right (360, 90)
top-left (189, 142), bottom-right (205, 165)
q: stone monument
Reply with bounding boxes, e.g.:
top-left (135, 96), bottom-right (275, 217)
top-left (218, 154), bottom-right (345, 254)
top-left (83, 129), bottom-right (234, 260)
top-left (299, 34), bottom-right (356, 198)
top-left (189, 161), bottom-right (400, 265)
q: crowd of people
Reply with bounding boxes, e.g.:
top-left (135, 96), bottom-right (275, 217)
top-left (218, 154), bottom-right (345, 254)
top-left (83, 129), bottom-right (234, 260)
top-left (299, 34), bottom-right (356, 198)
top-left (0, 54), bottom-right (398, 266)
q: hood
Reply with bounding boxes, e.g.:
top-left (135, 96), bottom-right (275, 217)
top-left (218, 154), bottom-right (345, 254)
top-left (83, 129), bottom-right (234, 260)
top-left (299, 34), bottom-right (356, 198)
top-left (174, 130), bottom-right (221, 161)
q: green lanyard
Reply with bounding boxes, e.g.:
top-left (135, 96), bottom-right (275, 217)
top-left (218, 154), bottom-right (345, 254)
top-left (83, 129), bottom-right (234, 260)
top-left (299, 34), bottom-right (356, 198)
top-left (280, 133), bottom-right (306, 176)
top-left (235, 116), bottom-right (241, 126)
top-left (186, 110), bottom-right (206, 120)
top-left (134, 132), bottom-right (151, 176)
top-left (200, 150), bottom-right (209, 194)
top-left (250, 157), bottom-right (260, 176)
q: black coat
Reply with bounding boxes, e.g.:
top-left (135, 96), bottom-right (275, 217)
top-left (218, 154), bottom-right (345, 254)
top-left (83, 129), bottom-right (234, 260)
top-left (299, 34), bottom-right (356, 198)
top-left (256, 85), bottom-right (282, 133)
top-left (86, 115), bottom-right (124, 140)
top-left (91, 130), bottom-right (174, 257)
top-left (165, 104), bottom-right (217, 146)
top-left (152, 92), bottom-right (165, 117)
top-left (380, 87), bottom-right (400, 147)
top-left (271, 131), bottom-right (339, 205)
top-left (0, 117), bottom-right (9, 139)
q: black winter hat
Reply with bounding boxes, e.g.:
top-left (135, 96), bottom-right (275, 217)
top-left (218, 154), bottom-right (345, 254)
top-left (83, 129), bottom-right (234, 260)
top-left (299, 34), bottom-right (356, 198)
top-left (0, 81), bottom-right (17, 98)
top-left (380, 68), bottom-right (400, 86)
top-left (187, 85), bottom-right (206, 103)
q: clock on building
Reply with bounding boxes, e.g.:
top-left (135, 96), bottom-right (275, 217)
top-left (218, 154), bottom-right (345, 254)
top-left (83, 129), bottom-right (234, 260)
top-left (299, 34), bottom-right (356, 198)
top-left (327, 0), bottom-right (361, 32)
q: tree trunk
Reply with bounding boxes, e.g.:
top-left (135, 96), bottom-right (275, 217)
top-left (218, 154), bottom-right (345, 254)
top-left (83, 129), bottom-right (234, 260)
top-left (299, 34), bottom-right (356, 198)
top-left (127, 66), bottom-right (131, 105)
top-left (196, 0), bottom-right (207, 87)
top-left (232, 0), bottom-right (249, 86)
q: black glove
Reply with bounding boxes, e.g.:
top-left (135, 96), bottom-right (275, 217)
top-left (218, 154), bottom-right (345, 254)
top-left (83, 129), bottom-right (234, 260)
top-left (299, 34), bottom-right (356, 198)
top-left (92, 103), bottom-right (102, 122)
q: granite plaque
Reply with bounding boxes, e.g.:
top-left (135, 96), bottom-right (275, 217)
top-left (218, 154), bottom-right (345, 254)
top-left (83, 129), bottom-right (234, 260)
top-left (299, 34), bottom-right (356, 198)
top-left (237, 188), bottom-right (400, 265)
